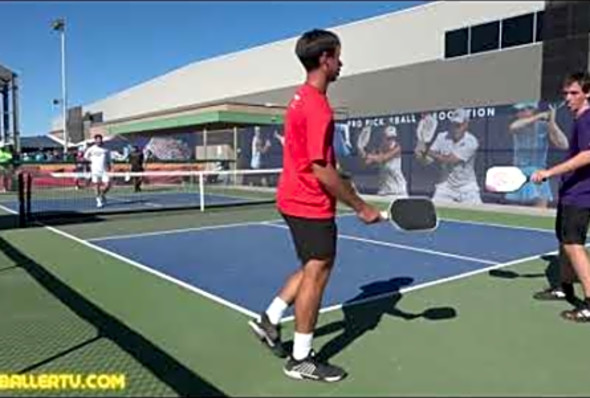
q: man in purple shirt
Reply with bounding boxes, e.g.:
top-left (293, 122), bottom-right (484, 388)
top-left (531, 71), bottom-right (590, 322)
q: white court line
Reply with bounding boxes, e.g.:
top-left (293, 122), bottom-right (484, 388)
top-left (88, 211), bottom-right (354, 242)
top-left (0, 201), bottom-right (258, 318)
top-left (37, 189), bottom-right (270, 213)
top-left (143, 202), bottom-right (164, 208)
top-left (0, 203), bottom-right (19, 219)
top-left (30, 224), bottom-right (259, 319)
top-left (2, 200), bottom-right (559, 324)
top-left (261, 222), bottom-right (496, 265)
top-left (98, 196), bottom-right (163, 210)
top-left (439, 217), bottom-right (553, 234)
top-left (45, 226), bottom-right (258, 319)
top-left (88, 220), bottom-right (279, 242)
top-left (334, 212), bottom-right (554, 234)
top-left (280, 246), bottom-right (575, 323)
top-left (111, 196), bottom-right (164, 209)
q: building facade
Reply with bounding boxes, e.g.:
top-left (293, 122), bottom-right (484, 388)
top-left (50, 0), bottom-right (590, 208)
top-left (60, 1), bottom-right (588, 132)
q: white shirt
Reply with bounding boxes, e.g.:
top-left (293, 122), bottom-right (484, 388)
top-left (84, 145), bottom-right (110, 174)
top-left (251, 135), bottom-right (263, 169)
top-left (375, 139), bottom-right (407, 196)
top-left (430, 131), bottom-right (478, 189)
top-left (382, 140), bottom-right (402, 173)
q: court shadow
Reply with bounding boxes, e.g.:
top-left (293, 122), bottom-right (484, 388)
top-left (26, 213), bottom-right (107, 228)
top-left (0, 264), bottom-right (19, 273)
top-left (300, 277), bottom-right (457, 362)
top-left (0, 213), bottom-right (26, 231)
top-left (488, 255), bottom-right (586, 307)
top-left (0, 236), bottom-right (226, 397)
top-left (488, 254), bottom-right (560, 287)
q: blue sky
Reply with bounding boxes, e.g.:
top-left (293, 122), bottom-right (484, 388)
top-left (0, 1), bottom-right (426, 136)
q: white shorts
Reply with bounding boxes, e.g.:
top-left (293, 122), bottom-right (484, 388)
top-left (91, 172), bottom-right (110, 184)
top-left (377, 169), bottom-right (408, 197)
top-left (432, 181), bottom-right (482, 204)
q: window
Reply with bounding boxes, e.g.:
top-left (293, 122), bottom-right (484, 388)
top-left (445, 28), bottom-right (469, 58)
top-left (470, 21), bottom-right (500, 54)
top-left (535, 11), bottom-right (544, 42)
top-left (501, 13), bottom-right (534, 48)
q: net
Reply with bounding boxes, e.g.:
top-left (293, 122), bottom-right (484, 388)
top-left (22, 168), bottom-right (281, 222)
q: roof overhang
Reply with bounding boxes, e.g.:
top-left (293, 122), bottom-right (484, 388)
top-left (99, 101), bottom-right (285, 135)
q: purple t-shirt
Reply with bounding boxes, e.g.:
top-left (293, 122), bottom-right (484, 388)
top-left (559, 108), bottom-right (590, 207)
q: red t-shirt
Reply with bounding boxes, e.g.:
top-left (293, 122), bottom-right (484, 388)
top-left (277, 83), bottom-right (336, 219)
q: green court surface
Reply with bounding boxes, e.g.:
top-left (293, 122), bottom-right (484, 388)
top-left (1, 203), bottom-right (589, 397)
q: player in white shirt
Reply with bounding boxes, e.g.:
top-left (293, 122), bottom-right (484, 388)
top-left (250, 126), bottom-right (271, 169)
top-left (364, 125), bottom-right (408, 197)
top-left (418, 108), bottom-right (482, 204)
top-left (250, 126), bottom-right (271, 186)
top-left (84, 134), bottom-right (112, 208)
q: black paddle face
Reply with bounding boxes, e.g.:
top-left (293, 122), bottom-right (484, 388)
top-left (389, 198), bottom-right (438, 232)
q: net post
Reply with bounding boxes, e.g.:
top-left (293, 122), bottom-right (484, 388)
top-left (199, 171), bottom-right (205, 212)
top-left (25, 172), bottom-right (31, 221)
top-left (233, 126), bottom-right (238, 182)
top-left (203, 128), bottom-right (208, 164)
top-left (17, 172), bottom-right (25, 227)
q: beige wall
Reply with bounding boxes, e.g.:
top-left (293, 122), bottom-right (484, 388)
top-left (231, 43), bottom-right (543, 117)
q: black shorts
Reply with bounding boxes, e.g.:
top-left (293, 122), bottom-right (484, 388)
top-left (555, 203), bottom-right (590, 245)
top-left (281, 213), bottom-right (337, 264)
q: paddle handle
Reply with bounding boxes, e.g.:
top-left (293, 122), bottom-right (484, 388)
top-left (527, 175), bottom-right (547, 184)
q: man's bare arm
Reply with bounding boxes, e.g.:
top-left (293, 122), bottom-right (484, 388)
top-left (311, 162), bottom-right (366, 212)
top-left (509, 113), bottom-right (546, 132)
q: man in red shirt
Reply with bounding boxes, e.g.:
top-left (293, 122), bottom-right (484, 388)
top-left (248, 29), bottom-right (381, 382)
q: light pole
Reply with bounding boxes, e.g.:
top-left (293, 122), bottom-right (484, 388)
top-left (52, 18), bottom-right (68, 153)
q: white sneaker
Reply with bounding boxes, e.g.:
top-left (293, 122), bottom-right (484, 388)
top-left (96, 197), bottom-right (103, 208)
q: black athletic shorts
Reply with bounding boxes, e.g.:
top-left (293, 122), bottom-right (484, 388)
top-left (555, 203), bottom-right (590, 245)
top-left (281, 213), bottom-right (337, 264)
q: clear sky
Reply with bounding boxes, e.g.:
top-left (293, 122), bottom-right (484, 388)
top-left (0, 1), bottom-right (426, 137)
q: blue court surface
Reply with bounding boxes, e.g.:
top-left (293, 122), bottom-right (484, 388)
top-left (86, 214), bottom-right (558, 317)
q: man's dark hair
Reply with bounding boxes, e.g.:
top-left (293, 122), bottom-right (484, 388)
top-left (564, 71), bottom-right (590, 94)
top-left (295, 29), bottom-right (340, 72)
top-left (94, 134), bottom-right (103, 140)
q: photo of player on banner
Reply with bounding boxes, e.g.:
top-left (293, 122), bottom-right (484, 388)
top-left (415, 108), bottom-right (482, 204)
top-left (362, 125), bottom-right (408, 197)
top-left (236, 125), bottom-right (284, 185)
top-left (334, 122), bottom-right (354, 158)
top-left (336, 119), bottom-right (411, 197)
top-left (123, 131), bottom-right (197, 162)
top-left (504, 101), bottom-right (569, 208)
top-left (326, 100), bottom-right (572, 208)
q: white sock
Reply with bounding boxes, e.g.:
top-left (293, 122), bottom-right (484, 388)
top-left (265, 297), bottom-right (288, 325)
top-left (292, 332), bottom-right (313, 361)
